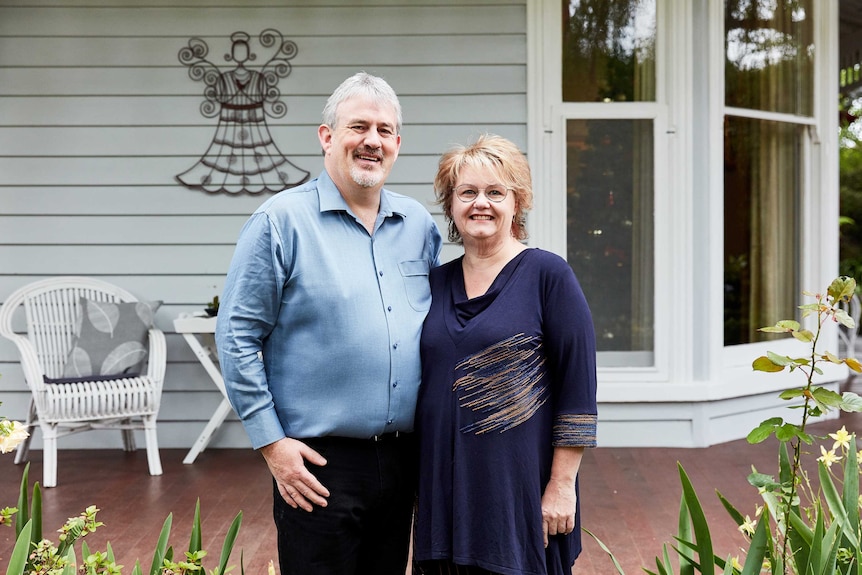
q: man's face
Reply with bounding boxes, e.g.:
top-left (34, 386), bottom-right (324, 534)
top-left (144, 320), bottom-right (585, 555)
top-left (318, 95), bottom-right (401, 193)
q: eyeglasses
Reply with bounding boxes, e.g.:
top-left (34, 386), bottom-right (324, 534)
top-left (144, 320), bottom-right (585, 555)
top-left (453, 184), bottom-right (511, 203)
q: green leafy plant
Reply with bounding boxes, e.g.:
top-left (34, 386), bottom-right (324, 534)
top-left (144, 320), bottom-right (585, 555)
top-left (588, 276), bottom-right (862, 574)
top-left (205, 296), bottom-right (220, 317)
top-left (1, 463), bottom-right (245, 575)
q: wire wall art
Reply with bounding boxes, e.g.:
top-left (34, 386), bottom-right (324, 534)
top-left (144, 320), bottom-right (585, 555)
top-left (176, 30), bottom-right (310, 195)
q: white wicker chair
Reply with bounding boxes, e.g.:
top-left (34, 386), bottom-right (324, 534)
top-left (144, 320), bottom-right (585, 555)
top-left (0, 277), bottom-right (165, 487)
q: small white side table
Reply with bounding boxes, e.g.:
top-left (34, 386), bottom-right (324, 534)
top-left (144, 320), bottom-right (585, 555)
top-left (173, 314), bottom-right (234, 464)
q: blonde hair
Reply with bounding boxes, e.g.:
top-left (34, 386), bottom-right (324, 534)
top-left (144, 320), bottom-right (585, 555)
top-left (434, 134), bottom-right (532, 243)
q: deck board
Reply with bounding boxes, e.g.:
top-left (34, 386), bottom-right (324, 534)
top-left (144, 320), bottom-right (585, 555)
top-left (2, 383), bottom-right (860, 574)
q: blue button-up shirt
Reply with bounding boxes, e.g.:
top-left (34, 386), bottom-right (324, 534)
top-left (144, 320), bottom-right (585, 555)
top-left (215, 171), bottom-right (442, 449)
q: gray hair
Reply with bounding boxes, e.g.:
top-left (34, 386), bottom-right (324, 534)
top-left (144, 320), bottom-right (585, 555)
top-left (321, 72), bottom-right (402, 133)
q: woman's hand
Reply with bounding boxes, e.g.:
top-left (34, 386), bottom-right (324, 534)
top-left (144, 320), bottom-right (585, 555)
top-left (541, 446), bottom-right (585, 547)
top-left (541, 477), bottom-right (577, 547)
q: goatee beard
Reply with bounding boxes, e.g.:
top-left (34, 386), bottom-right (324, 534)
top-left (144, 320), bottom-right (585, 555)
top-left (351, 166), bottom-right (383, 188)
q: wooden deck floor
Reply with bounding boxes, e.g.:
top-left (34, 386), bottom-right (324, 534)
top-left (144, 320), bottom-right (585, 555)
top-left (2, 385), bottom-right (860, 575)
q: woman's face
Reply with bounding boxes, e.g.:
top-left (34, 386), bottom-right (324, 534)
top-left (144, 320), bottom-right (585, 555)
top-left (450, 164), bottom-right (517, 245)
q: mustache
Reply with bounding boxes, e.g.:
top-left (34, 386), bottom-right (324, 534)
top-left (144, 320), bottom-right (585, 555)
top-left (355, 146), bottom-right (383, 159)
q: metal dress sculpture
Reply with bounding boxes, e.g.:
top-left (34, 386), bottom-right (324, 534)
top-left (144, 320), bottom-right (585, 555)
top-left (176, 30), bottom-right (309, 194)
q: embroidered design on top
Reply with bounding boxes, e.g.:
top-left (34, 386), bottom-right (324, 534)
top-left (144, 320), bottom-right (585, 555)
top-left (553, 413), bottom-right (598, 447)
top-left (454, 333), bottom-right (548, 434)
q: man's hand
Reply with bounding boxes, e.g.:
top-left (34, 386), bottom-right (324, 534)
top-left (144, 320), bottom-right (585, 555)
top-left (261, 437), bottom-right (330, 512)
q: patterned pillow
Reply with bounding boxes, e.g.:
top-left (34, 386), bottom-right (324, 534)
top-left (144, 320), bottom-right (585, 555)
top-left (56, 298), bottom-right (162, 380)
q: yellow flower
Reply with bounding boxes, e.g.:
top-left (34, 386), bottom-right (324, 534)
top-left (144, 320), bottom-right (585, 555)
top-left (268, 560), bottom-right (276, 575)
top-left (0, 420), bottom-right (29, 454)
top-left (731, 556), bottom-right (743, 570)
top-left (738, 515), bottom-right (757, 537)
top-left (829, 426), bottom-right (852, 451)
top-left (818, 445), bottom-right (842, 467)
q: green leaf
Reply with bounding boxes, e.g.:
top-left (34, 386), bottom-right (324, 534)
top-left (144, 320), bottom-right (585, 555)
top-left (661, 545), bottom-right (675, 575)
top-left (767, 351), bottom-right (795, 366)
top-left (739, 513), bottom-right (769, 575)
top-left (811, 386), bottom-right (844, 407)
top-left (820, 459), bottom-right (853, 536)
top-left (747, 418), bottom-right (782, 444)
top-left (215, 511), bottom-right (243, 575)
top-left (188, 499), bottom-right (202, 554)
top-left (581, 528), bottom-right (628, 574)
top-left (796, 429), bottom-right (814, 444)
top-left (677, 464), bottom-right (715, 573)
top-left (747, 470), bottom-right (779, 491)
top-left (823, 350), bottom-right (842, 363)
top-left (841, 437), bottom-right (860, 563)
top-left (779, 387), bottom-right (806, 400)
top-left (752, 356), bottom-right (786, 372)
top-left (15, 463), bottom-right (29, 538)
top-left (834, 308), bottom-right (856, 329)
top-left (792, 329), bottom-right (815, 343)
top-left (61, 547), bottom-right (76, 575)
top-left (676, 495), bottom-right (695, 575)
top-left (788, 510), bottom-right (814, 573)
top-left (6, 520), bottom-right (32, 575)
top-left (773, 320), bottom-right (802, 331)
top-left (716, 490), bottom-right (746, 526)
top-left (30, 483), bottom-right (41, 553)
top-left (840, 391), bottom-right (862, 412)
top-left (828, 276), bottom-right (857, 303)
top-left (775, 423), bottom-right (801, 442)
top-left (149, 513), bottom-right (173, 575)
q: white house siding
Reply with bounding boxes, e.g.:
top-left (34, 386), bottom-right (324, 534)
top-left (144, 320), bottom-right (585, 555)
top-left (0, 0), bottom-right (527, 450)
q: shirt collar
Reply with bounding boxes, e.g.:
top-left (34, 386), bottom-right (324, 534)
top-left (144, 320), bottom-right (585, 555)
top-left (316, 170), bottom-right (405, 219)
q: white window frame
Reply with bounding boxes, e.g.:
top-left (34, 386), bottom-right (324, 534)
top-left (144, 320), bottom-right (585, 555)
top-left (528, 0), bottom-right (692, 394)
top-left (709, 0), bottom-right (844, 394)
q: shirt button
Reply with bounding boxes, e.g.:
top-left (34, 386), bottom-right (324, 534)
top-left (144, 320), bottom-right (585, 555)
top-left (387, 419), bottom-right (393, 425)
top-left (387, 306), bottom-right (392, 312)
top-left (392, 343), bottom-right (398, 349)
top-left (392, 382), bottom-right (398, 388)
top-left (379, 270), bottom-right (383, 276)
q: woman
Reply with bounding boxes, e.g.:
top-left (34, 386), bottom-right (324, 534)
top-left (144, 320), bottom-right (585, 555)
top-left (414, 134), bottom-right (598, 575)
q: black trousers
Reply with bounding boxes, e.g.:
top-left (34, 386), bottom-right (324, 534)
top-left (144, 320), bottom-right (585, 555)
top-left (273, 433), bottom-right (418, 575)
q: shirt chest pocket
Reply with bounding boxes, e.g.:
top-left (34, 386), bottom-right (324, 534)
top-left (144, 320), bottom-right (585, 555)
top-left (398, 260), bottom-right (431, 312)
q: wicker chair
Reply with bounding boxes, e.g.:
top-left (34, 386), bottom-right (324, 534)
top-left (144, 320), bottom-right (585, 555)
top-left (0, 277), bottom-right (165, 487)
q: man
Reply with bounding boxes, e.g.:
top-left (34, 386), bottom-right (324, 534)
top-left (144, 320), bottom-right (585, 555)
top-left (215, 72), bottom-right (442, 575)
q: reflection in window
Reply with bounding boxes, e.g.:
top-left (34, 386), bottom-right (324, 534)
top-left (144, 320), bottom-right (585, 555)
top-left (724, 117), bottom-right (801, 345)
top-left (566, 119), bottom-right (654, 365)
top-left (562, 0), bottom-right (656, 102)
top-left (725, 0), bottom-right (813, 116)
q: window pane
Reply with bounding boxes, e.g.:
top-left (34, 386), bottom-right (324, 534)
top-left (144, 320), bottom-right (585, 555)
top-left (724, 117), bottom-right (801, 345)
top-left (725, 0), bottom-right (814, 115)
top-left (562, 0), bottom-right (657, 102)
top-left (566, 119), bottom-right (655, 366)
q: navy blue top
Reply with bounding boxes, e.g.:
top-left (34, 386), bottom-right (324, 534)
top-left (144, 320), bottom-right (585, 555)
top-left (216, 170), bottom-right (442, 448)
top-left (414, 248), bottom-right (598, 575)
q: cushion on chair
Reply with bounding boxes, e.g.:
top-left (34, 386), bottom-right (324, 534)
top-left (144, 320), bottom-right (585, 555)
top-left (52, 298), bottom-right (162, 381)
